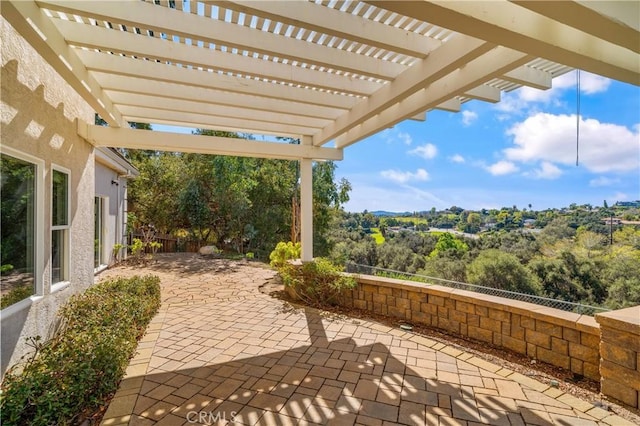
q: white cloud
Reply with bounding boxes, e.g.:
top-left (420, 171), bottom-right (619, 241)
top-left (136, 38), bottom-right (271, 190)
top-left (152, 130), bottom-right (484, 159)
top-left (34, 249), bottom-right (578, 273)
top-left (409, 143), bottom-right (438, 159)
top-left (505, 113), bottom-right (640, 173)
top-left (486, 161), bottom-right (519, 176)
top-left (450, 154), bottom-right (465, 163)
top-left (380, 168), bottom-right (430, 184)
top-left (381, 128), bottom-right (413, 145)
top-left (462, 110), bottom-right (478, 126)
top-left (532, 161), bottom-right (563, 180)
top-left (612, 192), bottom-right (628, 202)
top-left (589, 177), bottom-right (621, 187)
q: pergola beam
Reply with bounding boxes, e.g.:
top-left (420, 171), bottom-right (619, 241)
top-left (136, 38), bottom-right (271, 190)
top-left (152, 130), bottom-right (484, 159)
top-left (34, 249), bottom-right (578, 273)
top-left (77, 50), bottom-right (358, 110)
top-left (371, 0), bottom-right (639, 85)
top-left (210, 0), bottom-right (440, 58)
top-left (1, 0), bottom-right (126, 127)
top-left (117, 106), bottom-right (320, 138)
top-left (78, 122), bottom-right (342, 161)
top-left (38, 0), bottom-right (406, 80)
top-left (109, 92), bottom-right (331, 129)
top-left (513, 0), bottom-right (640, 54)
top-left (53, 19), bottom-right (381, 96)
top-left (313, 35), bottom-right (495, 146)
top-left (101, 79), bottom-right (342, 121)
top-left (502, 66), bottom-right (552, 90)
top-left (464, 85), bottom-right (501, 103)
top-left (336, 47), bottom-right (531, 148)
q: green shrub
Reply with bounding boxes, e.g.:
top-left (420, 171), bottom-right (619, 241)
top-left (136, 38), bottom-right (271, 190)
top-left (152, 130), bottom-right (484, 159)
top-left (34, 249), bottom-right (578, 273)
top-left (0, 284), bottom-right (33, 309)
top-left (279, 257), bottom-right (356, 307)
top-left (269, 241), bottom-right (301, 267)
top-left (0, 275), bottom-right (161, 425)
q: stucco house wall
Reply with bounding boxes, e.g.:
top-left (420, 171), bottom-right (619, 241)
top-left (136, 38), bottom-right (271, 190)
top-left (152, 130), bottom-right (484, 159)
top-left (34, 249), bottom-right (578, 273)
top-left (1, 17), bottom-right (95, 377)
top-left (95, 148), bottom-right (138, 270)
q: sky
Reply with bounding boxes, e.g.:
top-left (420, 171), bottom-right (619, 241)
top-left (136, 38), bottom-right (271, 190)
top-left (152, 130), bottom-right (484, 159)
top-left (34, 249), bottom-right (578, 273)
top-left (155, 70), bottom-right (640, 213)
top-left (335, 71), bottom-right (640, 213)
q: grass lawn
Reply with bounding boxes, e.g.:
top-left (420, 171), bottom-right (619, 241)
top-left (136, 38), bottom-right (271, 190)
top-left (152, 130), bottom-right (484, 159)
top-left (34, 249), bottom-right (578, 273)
top-left (370, 228), bottom-right (385, 244)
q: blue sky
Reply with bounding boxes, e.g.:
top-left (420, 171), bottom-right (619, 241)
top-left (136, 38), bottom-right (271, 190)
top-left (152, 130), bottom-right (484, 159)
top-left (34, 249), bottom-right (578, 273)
top-left (336, 71), bottom-right (640, 212)
top-left (155, 70), bottom-right (639, 213)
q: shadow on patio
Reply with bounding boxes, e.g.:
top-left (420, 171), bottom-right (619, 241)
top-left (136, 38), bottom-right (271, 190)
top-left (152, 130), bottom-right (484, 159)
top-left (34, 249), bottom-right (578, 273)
top-left (99, 254), bottom-right (622, 425)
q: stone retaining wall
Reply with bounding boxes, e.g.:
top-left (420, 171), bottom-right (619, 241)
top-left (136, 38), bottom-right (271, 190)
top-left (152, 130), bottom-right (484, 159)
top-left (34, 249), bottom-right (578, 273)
top-left (340, 275), bottom-right (601, 381)
top-left (595, 306), bottom-right (640, 409)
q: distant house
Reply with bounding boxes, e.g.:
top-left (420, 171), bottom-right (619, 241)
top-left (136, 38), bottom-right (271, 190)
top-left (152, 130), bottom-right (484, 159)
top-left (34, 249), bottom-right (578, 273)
top-left (615, 201), bottom-right (640, 208)
top-left (523, 219), bottom-right (536, 228)
top-left (602, 217), bottom-right (622, 226)
top-left (94, 148), bottom-right (138, 272)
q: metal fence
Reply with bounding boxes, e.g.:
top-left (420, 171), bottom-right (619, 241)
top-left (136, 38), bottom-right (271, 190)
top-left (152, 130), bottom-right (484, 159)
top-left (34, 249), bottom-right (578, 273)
top-left (345, 263), bottom-right (610, 316)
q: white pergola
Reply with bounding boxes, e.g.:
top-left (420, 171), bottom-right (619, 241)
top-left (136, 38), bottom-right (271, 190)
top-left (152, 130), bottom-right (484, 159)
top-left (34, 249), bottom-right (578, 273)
top-left (3, 0), bottom-right (639, 260)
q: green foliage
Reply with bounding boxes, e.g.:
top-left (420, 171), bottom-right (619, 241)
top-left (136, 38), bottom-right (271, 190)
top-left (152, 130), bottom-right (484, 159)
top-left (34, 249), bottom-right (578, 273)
top-left (430, 233), bottom-right (469, 259)
top-left (0, 284), bottom-right (33, 310)
top-left (279, 258), bottom-right (356, 307)
top-left (269, 241), bottom-right (301, 267)
top-left (1, 264), bottom-right (14, 273)
top-left (466, 249), bottom-right (540, 294)
top-left (0, 275), bottom-right (161, 425)
top-left (112, 244), bottom-right (124, 263)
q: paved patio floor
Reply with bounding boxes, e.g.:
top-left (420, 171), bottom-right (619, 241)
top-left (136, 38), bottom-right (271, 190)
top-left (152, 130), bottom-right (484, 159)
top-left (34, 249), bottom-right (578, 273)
top-left (99, 254), bottom-right (631, 426)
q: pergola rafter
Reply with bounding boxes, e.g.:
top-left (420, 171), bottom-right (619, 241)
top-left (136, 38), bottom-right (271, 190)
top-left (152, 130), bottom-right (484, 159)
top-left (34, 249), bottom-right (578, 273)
top-left (3, 0), bottom-right (638, 260)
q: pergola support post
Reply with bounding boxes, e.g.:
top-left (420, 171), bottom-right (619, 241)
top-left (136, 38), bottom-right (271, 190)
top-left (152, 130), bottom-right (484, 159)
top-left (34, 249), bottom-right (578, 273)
top-left (300, 136), bottom-right (313, 262)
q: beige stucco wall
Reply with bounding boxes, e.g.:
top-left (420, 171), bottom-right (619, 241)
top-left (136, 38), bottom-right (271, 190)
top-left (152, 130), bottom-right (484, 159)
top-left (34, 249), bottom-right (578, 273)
top-left (1, 17), bottom-right (95, 376)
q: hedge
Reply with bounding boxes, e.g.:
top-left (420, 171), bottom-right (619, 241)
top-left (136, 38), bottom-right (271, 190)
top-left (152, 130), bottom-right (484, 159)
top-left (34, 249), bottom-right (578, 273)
top-left (0, 275), bottom-right (161, 425)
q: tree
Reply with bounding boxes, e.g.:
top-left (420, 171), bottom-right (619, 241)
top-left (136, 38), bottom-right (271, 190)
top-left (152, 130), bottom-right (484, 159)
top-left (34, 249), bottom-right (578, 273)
top-left (312, 161), bottom-right (351, 256)
top-left (466, 249), bottom-right (540, 294)
top-left (429, 233), bottom-right (469, 259)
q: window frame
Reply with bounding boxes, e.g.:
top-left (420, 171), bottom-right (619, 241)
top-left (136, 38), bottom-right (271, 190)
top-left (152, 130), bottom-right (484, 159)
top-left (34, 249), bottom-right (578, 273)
top-left (51, 164), bottom-right (71, 287)
top-left (0, 146), bottom-right (45, 311)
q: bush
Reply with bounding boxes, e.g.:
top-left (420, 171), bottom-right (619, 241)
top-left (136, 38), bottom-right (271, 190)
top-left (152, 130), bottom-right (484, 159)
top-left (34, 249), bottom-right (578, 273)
top-left (279, 257), bottom-right (356, 307)
top-left (269, 241), bottom-right (301, 267)
top-left (0, 275), bottom-right (161, 425)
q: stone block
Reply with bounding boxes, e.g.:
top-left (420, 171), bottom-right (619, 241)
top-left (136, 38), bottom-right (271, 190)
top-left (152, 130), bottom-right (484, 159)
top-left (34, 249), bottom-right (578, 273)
top-left (536, 320), bottom-right (562, 338)
top-left (459, 323), bottom-right (468, 337)
top-left (408, 291), bottom-right (426, 302)
top-left (411, 300), bottom-right (421, 312)
top-left (450, 310), bottom-right (467, 324)
top-left (467, 314), bottom-right (480, 327)
top-left (421, 302), bottom-right (438, 315)
top-left (492, 332), bottom-right (502, 346)
top-left (354, 299), bottom-right (367, 310)
top-left (372, 293), bottom-right (387, 304)
top-left (601, 344), bottom-right (637, 370)
top-left (456, 300), bottom-right (476, 314)
top-left (601, 377), bottom-right (638, 408)
top-left (563, 327), bottom-right (580, 343)
top-left (601, 328), bottom-right (640, 353)
top-left (502, 335), bottom-right (526, 354)
top-left (510, 323), bottom-right (525, 340)
top-left (583, 362), bottom-right (599, 381)
top-left (527, 343), bottom-right (537, 358)
top-left (568, 342), bottom-right (599, 365)
top-left (392, 288), bottom-right (403, 297)
top-left (444, 298), bottom-right (455, 309)
top-left (580, 331), bottom-right (600, 349)
top-left (521, 316), bottom-right (535, 329)
top-left (468, 325), bottom-right (493, 344)
top-left (480, 316), bottom-right (502, 333)
top-left (388, 305), bottom-right (408, 319)
top-left (387, 295), bottom-right (396, 306)
top-left (537, 347), bottom-right (570, 369)
top-left (437, 306), bottom-right (449, 318)
top-left (525, 329), bottom-right (551, 349)
top-left (475, 306), bottom-right (488, 317)
top-left (551, 337), bottom-right (568, 355)
top-left (379, 286), bottom-right (393, 295)
top-left (362, 284), bottom-right (379, 294)
top-left (488, 308), bottom-right (510, 322)
top-left (364, 292), bottom-right (373, 302)
top-left (430, 295), bottom-right (445, 306)
top-left (437, 317), bottom-right (460, 334)
top-left (600, 360), bottom-right (640, 390)
top-left (373, 302), bottom-right (388, 316)
top-left (396, 298), bottom-right (411, 310)
top-left (570, 358), bottom-right (583, 376)
top-left (411, 310), bottom-right (431, 325)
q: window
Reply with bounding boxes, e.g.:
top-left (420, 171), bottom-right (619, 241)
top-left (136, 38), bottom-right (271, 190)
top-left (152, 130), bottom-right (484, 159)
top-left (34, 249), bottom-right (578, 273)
top-left (1, 154), bottom-right (36, 308)
top-left (52, 168), bottom-right (69, 284)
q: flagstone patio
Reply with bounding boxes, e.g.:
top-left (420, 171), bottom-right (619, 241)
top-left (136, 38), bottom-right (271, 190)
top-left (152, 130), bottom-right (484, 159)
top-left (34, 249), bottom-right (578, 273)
top-left (98, 254), bottom-right (632, 426)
